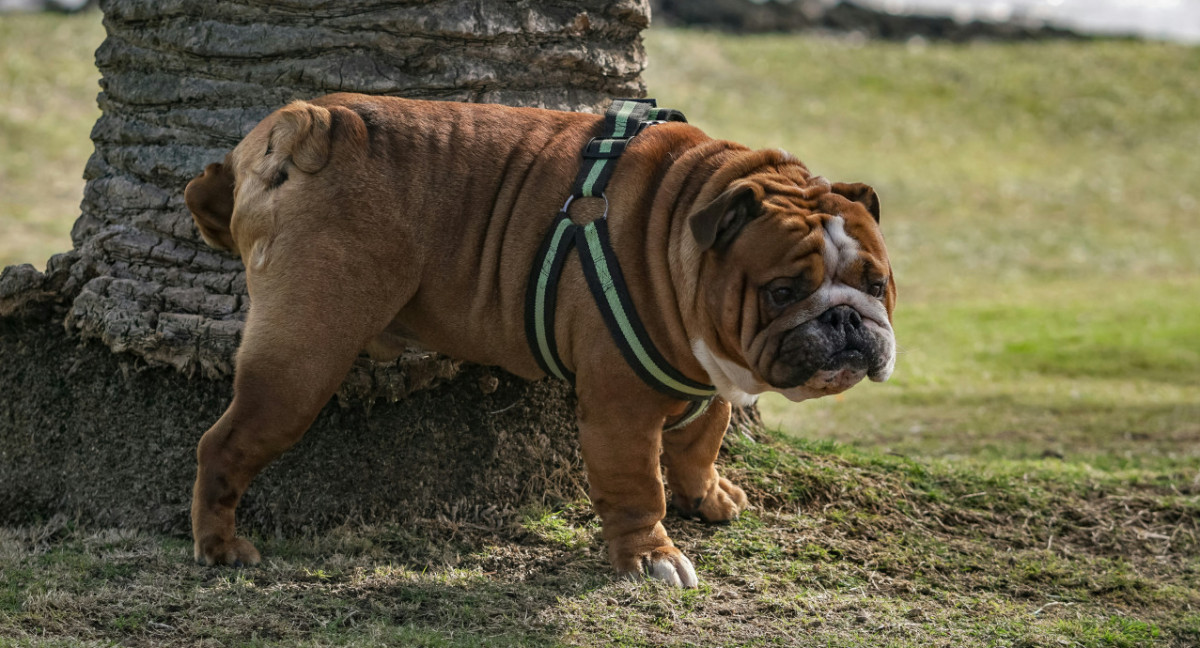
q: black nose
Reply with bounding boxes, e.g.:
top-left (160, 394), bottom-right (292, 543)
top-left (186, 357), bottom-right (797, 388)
top-left (819, 305), bottom-right (862, 332)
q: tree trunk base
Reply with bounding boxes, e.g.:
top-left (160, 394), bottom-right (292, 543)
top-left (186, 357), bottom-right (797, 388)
top-left (0, 308), bottom-right (584, 536)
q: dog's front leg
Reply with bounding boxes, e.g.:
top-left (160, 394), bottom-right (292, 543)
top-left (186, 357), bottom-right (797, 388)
top-left (661, 398), bottom-right (748, 523)
top-left (575, 386), bottom-right (698, 588)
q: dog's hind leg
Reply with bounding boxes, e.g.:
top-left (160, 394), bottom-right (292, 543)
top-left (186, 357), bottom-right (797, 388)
top-left (190, 242), bottom-right (411, 566)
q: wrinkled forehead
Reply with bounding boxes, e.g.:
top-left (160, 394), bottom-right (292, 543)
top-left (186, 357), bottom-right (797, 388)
top-left (837, 212), bottom-right (889, 268)
top-left (820, 214), bottom-right (867, 281)
top-left (815, 192), bottom-right (889, 259)
top-left (734, 204), bottom-right (890, 284)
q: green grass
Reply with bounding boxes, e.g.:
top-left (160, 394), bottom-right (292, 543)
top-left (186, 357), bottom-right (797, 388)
top-left (0, 11), bottom-right (103, 269)
top-left (2, 12), bottom-right (1199, 648)
top-left (644, 32), bottom-right (1200, 471)
top-left (759, 278), bottom-right (1200, 471)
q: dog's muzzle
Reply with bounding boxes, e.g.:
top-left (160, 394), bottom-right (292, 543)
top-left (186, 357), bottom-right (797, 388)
top-left (770, 305), bottom-right (890, 393)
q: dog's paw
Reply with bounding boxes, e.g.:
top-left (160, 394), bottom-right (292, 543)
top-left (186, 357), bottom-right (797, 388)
top-left (194, 536), bottom-right (262, 568)
top-left (619, 546), bottom-right (698, 588)
top-left (674, 477), bottom-right (749, 523)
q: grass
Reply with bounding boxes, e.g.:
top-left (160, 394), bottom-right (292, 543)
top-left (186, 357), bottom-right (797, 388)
top-left (649, 32), bottom-right (1200, 471)
top-left (760, 278), bottom-right (1200, 471)
top-left (2, 12), bottom-right (1199, 648)
top-left (0, 11), bottom-right (103, 270)
top-left (2, 436), bottom-right (1196, 646)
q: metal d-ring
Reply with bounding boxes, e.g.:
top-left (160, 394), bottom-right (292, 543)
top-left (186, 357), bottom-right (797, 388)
top-left (561, 193), bottom-right (609, 220)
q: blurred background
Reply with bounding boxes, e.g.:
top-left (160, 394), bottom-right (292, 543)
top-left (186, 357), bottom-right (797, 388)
top-left (1, 0), bottom-right (1197, 474)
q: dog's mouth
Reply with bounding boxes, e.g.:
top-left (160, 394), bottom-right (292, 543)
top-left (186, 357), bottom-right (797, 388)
top-left (782, 349), bottom-right (870, 397)
top-left (763, 305), bottom-right (892, 395)
top-left (806, 347), bottom-right (870, 390)
top-left (825, 348), bottom-right (868, 372)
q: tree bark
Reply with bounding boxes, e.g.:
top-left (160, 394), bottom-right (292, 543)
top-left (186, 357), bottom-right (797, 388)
top-left (0, 0), bottom-right (762, 533)
top-left (42, 0), bottom-right (650, 390)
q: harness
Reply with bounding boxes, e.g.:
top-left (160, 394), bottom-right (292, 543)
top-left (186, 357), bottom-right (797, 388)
top-left (523, 99), bottom-right (716, 431)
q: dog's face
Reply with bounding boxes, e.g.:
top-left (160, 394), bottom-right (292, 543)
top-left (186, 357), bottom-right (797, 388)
top-left (689, 162), bottom-right (896, 406)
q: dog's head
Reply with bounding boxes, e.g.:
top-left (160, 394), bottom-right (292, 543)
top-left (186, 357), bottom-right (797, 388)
top-left (688, 150), bottom-right (896, 405)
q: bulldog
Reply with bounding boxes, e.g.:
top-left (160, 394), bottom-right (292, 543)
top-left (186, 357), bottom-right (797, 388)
top-left (184, 93), bottom-right (896, 588)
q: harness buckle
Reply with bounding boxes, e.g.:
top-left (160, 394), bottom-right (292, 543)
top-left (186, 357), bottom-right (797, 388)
top-left (582, 137), bottom-right (628, 160)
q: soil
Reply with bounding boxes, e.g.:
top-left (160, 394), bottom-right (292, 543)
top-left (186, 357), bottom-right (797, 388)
top-left (0, 308), bottom-right (585, 537)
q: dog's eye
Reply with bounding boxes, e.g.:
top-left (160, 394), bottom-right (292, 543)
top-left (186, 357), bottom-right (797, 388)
top-left (867, 280), bottom-right (886, 299)
top-left (763, 276), bottom-right (811, 312)
top-left (769, 286), bottom-right (795, 306)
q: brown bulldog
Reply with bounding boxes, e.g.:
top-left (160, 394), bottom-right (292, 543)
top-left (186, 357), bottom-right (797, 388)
top-left (184, 93), bottom-right (896, 587)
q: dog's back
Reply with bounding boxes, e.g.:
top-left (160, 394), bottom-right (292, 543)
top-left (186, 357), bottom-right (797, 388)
top-left (185, 95), bottom-right (596, 257)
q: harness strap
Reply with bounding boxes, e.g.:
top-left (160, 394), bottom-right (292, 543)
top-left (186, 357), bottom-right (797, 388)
top-left (571, 99), bottom-right (654, 198)
top-left (524, 99), bottom-right (716, 431)
top-left (524, 211), bottom-right (576, 383)
top-left (576, 218), bottom-right (717, 401)
top-left (669, 398), bottom-right (712, 431)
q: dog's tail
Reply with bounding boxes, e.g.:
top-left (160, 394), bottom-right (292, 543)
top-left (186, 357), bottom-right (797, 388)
top-left (185, 100), bottom-right (364, 252)
top-left (262, 100), bottom-right (339, 176)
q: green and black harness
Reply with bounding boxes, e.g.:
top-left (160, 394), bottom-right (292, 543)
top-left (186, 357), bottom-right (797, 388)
top-left (523, 99), bottom-right (717, 431)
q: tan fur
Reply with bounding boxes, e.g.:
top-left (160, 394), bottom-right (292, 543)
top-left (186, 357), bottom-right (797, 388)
top-left (183, 93), bottom-right (894, 584)
top-left (183, 162), bottom-right (235, 250)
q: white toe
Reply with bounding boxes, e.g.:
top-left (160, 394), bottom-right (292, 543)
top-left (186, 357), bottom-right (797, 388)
top-left (646, 553), bottom-right (698, 588)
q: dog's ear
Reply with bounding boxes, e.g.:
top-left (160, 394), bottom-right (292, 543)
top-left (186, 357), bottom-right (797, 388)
top-left (830, 182), bottom-right (880, 223)
top-left (689, 183), bottom-right (762, 252)
top-left (184, 161), bottom-right (237, 251)
top-left (267, 101), bottom-right (334, 174)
